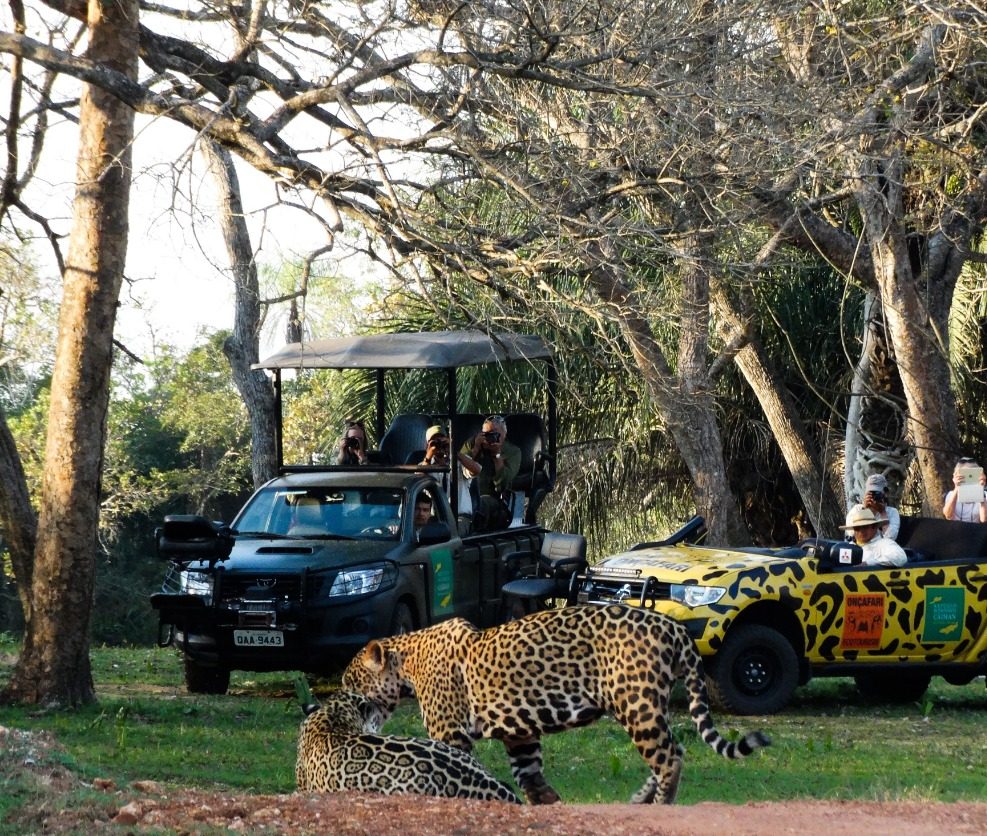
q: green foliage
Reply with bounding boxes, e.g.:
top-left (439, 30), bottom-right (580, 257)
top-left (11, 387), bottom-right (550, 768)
top-left (2, 643), bottom-right (987, 810)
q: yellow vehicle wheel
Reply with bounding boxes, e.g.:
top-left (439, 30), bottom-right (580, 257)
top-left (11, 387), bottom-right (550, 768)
top-left (706, 624), bottom-right (799, 715)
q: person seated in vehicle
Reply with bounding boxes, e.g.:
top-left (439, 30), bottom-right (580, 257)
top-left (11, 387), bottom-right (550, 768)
top-left (839, 506), bottom-right (907, 567)
top-left (848, 473), bottom-right (900, 540)
top-left (414, 424), bottom-right (473, 532)
top-left (412, 492), bottom-right (434, 541)
top-left (288, 496), bottom-right (327, 537)
top-left (942, 457), bottom-right (987, 522)
top-left (335, 418), bottom-right (386, 465)
top-left (459, 415), bottom-right (521, 532)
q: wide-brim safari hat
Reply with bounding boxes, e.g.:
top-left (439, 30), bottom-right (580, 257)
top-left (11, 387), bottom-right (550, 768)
top-left (839, 506), bottom-right (880, 529)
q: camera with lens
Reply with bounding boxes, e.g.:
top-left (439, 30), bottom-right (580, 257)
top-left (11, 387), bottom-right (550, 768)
top-left (483, 431), bottom-right (501, 443)
top-left (432, 435), bottom-right (449, 451)
top-left (870, 491), bottom-right (885, 503)
top-left (344, 436), bottom-right (362, 450)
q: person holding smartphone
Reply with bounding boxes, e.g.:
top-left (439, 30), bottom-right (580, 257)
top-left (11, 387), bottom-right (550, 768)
top-left (943, 457), bottom-right (987, 522)
top-left (459, 415), bottom-right (521, 531)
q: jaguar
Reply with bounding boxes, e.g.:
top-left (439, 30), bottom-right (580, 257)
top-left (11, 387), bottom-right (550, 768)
top-left (295, 690), bottom-right (520, 803)
top-left (342, 604), bottom-right (770, 805)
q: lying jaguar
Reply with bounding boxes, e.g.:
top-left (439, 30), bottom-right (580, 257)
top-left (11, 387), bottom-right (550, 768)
top-left (343, 604), bottom-right (770, 804)
top-left (295, 690), bottom-right (520, 803)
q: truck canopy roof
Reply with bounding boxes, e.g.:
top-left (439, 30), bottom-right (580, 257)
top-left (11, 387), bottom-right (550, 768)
top-left (254, 330), bottom-right (552, 371)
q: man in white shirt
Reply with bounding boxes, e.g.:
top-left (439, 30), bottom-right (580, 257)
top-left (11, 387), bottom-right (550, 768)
top-left (839, 506), bottom-right (907, 567)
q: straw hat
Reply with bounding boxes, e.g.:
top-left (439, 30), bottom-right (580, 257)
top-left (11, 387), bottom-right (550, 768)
top-left (839, 506), bottom-right (880, 529)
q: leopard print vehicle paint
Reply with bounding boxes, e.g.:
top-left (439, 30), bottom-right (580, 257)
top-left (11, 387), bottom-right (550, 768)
top-left (296, 691), bottom-right (519, 803)
top-left (342, 605), bottom-right (769, 805)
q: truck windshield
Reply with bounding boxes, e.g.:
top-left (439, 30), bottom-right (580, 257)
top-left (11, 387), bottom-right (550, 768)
top-left (233, 486), bottom-right (404, 541)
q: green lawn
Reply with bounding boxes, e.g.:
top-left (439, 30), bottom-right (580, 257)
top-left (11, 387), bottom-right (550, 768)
top-left (1, 638), bottom-right (986, 812)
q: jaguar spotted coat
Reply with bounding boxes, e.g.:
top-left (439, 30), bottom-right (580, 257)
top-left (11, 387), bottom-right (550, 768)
top-left (295, 690), bottom-right (520, 803)
top-left (342, 604), bottom-right (769, 805)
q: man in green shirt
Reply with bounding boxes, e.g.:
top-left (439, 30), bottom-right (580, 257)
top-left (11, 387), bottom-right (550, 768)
top-left (459, 415), bottom-right (521, 531)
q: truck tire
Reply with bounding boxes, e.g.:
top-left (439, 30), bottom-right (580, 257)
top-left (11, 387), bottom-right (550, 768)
top-left (854, 670), bottom-right (931, 703)
top-left (706, 624), bottom-right (798, 715)
top-left (184, 657), bottom-right (231, 695)
top-left (390, 602), bottom-right (416, 636)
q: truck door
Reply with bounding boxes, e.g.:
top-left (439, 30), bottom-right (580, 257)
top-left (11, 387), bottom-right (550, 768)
top-left (410, 485), bottom-right (480, 626)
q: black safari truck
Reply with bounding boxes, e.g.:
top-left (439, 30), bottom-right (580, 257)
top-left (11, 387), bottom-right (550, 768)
top-left (151, 330), bottom-right (576, 694)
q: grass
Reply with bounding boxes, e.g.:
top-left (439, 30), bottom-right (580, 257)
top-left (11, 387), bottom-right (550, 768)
top-left (1, 635), bottom-right (986, 819)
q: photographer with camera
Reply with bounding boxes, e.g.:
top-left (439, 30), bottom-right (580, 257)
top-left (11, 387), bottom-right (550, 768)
top-left (459, 415), bottom-right (521, 532)
top-left (336, 419), bottom-right (372, 466)
top-left (848, 473), bottom-right (900, 541)
top-left (419, 425), bottom-right (453, 467)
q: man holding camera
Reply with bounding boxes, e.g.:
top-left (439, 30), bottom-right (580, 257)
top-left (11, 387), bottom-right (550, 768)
top-left (459, 415), bottom-right (521, 531)
top-left (859, 473), bottom-right (900, 541)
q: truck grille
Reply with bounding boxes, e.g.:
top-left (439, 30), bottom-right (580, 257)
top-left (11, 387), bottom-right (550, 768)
top-left (578, 573), bottom-right (671, 607)
top-left (217, 574), bottom-right (303, 604)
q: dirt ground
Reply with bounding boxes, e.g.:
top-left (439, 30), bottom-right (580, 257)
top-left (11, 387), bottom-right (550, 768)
top-left (6, 726), bottom-right (987, 835)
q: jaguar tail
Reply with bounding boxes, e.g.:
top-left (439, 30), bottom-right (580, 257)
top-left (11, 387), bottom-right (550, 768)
top-left (680, 635), bottom-right (771, 758)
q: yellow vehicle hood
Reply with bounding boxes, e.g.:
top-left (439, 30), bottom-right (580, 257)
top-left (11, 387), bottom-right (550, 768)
top-left (591, 544), bottom-right (790, 583)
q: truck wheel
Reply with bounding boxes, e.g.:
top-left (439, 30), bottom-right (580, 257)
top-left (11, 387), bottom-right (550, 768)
top-left (389, 602), bottom-right (416, 636)
top-left (854, 670), bottom-right (931, 703)
top-left (184, 657), bottom-right (231, 695)
top-left (706, 624), bottom-right (798, 715)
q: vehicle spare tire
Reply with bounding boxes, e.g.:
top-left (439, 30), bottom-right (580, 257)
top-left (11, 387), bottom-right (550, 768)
top-left (706, 623), bottom-right (799, 715)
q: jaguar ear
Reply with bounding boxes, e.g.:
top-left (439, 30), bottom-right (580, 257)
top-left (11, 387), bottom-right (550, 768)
top-left (302, 701), bottom-right (321, 716)
top-left (363, 640), bottom-right (388, 673)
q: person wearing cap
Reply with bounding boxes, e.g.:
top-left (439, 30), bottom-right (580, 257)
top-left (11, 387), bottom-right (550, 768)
top-left (851, 473), bottom-right (900, 541)
top-left (942, 457), bottom-right (987, 522)
top-left (412, 424), bottom-right (473, 531)
top-left (839, 506), bottom-right (907, 567)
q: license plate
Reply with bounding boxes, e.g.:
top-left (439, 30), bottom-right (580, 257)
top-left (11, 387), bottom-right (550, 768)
top-left (233, 630), bottom-right (284, 647)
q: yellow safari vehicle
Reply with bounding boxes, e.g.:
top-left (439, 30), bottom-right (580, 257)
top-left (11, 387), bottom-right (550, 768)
top-left (570, 516), bottom-right (987, 714)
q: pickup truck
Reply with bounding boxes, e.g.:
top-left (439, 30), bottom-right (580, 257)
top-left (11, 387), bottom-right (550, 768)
top-left (151, 330), bottom-right (563, 694)
top-left (571, 515), bottom-right (987, 714)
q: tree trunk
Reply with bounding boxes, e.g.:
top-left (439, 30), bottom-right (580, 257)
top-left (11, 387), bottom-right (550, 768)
top-left (844, 292), bottom-right (911, 508)
top-left (584, 238), bottom-right (748, 546)
top-left (2, 0), bottom-right (137, 706)
top-left (0, 405), bottom-right (37, 625)
top-left (712, 284), bottom-right (844, 537)
top-left (202, 140), bottom-right (278, 488)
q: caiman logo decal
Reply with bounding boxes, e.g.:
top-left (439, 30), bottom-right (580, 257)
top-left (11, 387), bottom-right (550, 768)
top-left (922, 587), bottom-right (964, 642)
top-left (841, 594), bottom-right (886, 649)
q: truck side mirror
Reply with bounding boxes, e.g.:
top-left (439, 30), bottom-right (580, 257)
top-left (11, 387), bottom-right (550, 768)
top-left (417, 521), bottom-right (452, 545)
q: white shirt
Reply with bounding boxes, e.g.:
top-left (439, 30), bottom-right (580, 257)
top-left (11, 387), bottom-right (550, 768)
top-left (944, 490), bottom-right (982, 523)
top-left (859, 533), bottom-right (907, 567)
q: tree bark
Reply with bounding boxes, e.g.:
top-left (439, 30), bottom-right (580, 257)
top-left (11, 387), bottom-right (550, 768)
top-left (202, 139), bottom-right (278, 488)
top-left (2, 0), bottom-right (138, 706)
top-left (712, 284), bottom-right (844, 537)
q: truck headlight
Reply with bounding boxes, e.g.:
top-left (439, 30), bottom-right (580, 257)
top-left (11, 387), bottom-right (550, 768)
top-left (329, 565), bottom-right (395, 597)
top-left (180, 570), bottom-right (214, 604)
top-left (670, 583), bottom-right (725, 608)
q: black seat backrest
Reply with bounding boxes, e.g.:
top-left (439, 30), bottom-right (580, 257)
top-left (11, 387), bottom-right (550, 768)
top-left (506, 412), bottom-right (548, 493)
top-left (450, 413), bottom-right (485, 450)
top-left (379, 413), bottom-right (432, 468)
top-left (897, 516), bottom-right (987, 561)
top-left (539, 531), bottom-right (588, 577)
